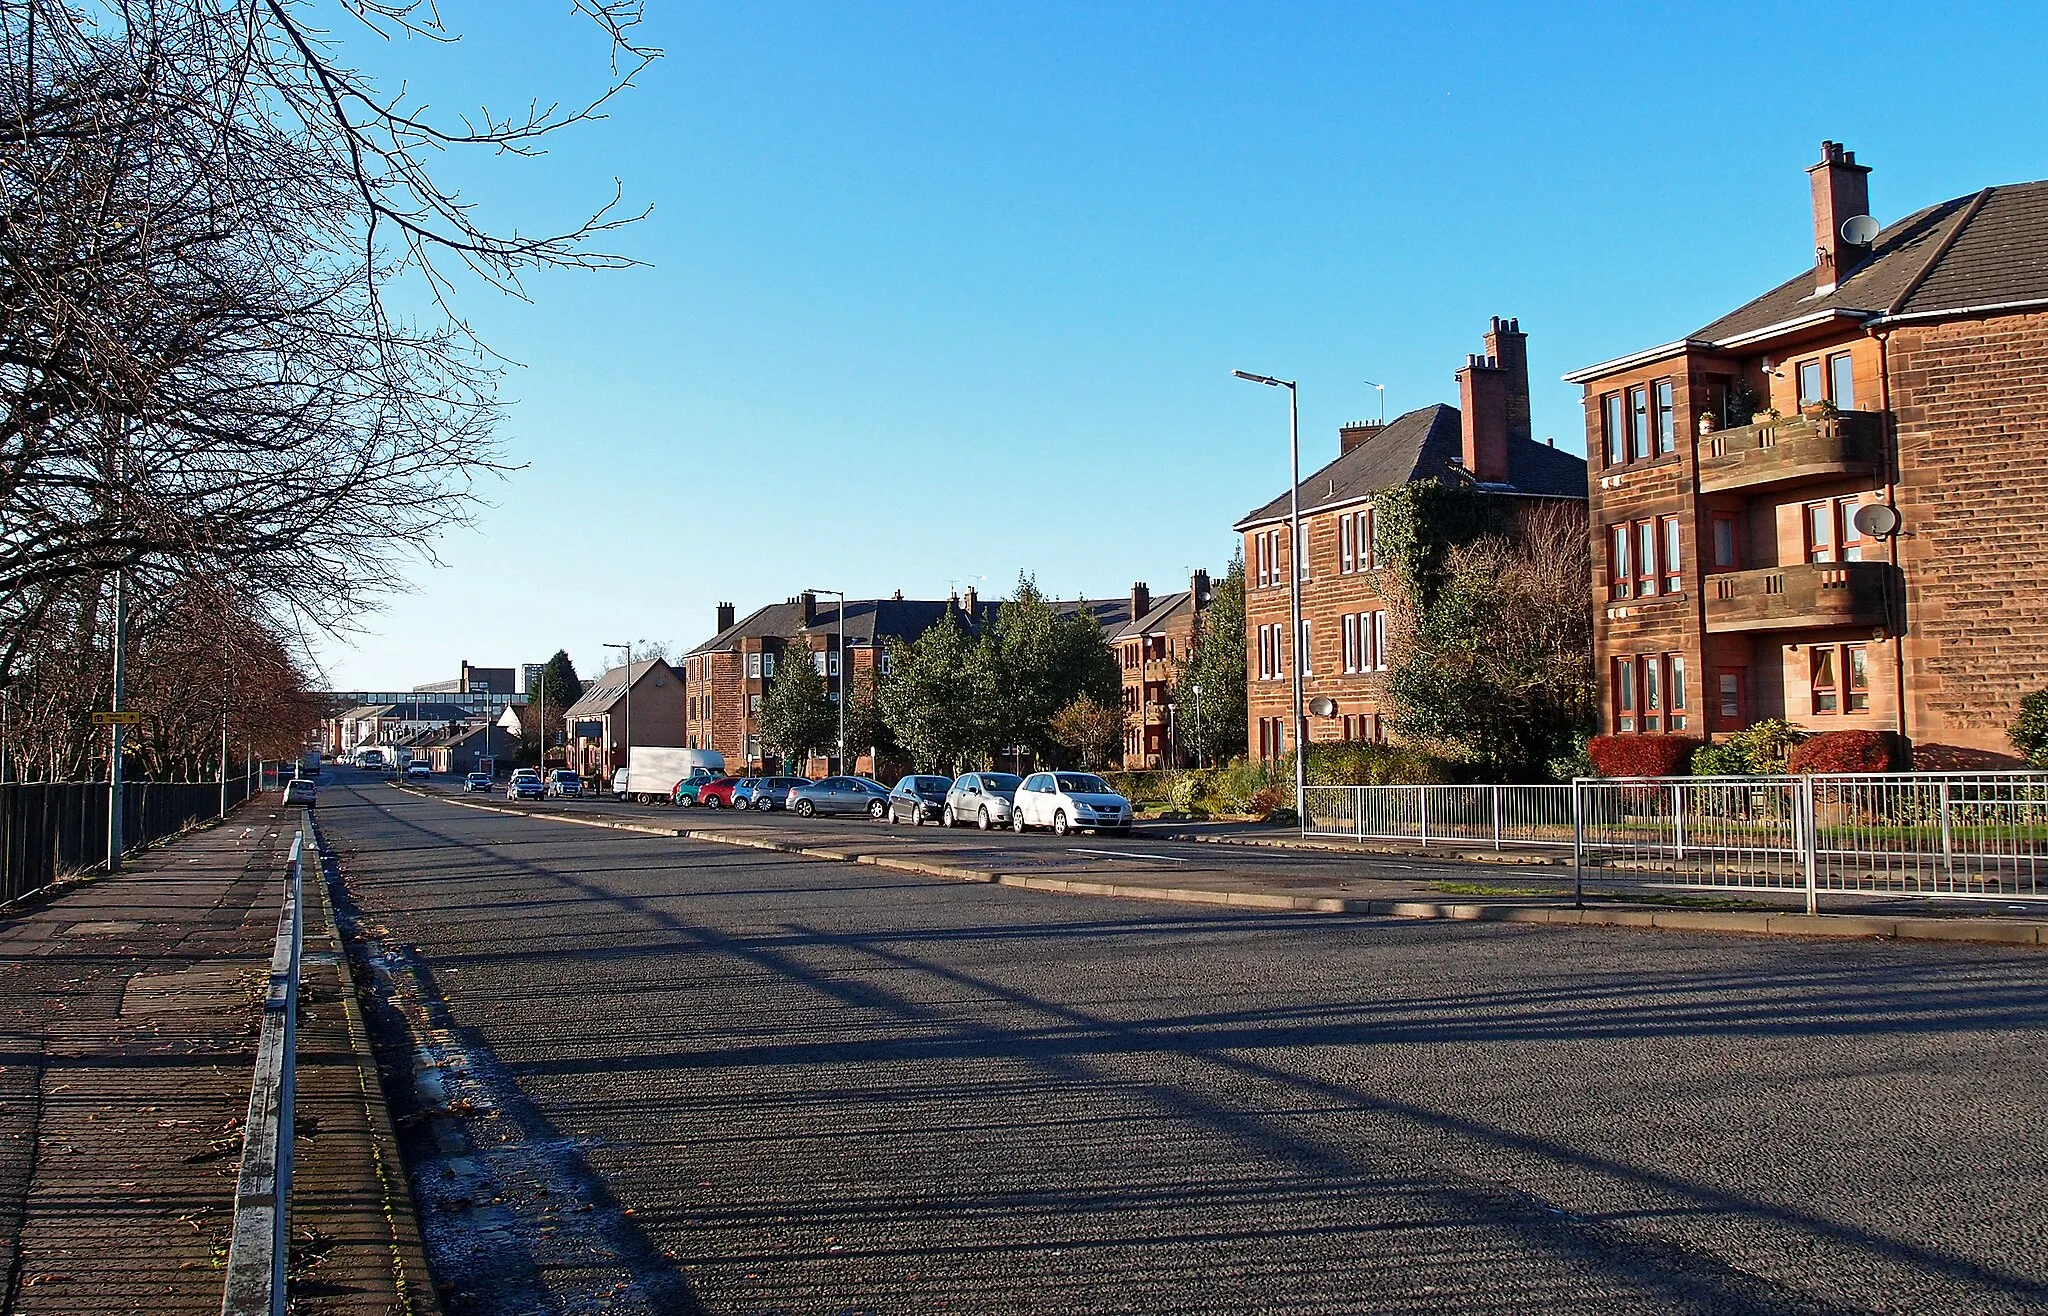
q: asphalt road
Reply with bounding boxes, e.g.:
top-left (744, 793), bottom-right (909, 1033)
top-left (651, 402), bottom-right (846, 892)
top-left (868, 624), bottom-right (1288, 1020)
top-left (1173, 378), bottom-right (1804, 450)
top-left (319, 773), bottom-right (2048, 1315)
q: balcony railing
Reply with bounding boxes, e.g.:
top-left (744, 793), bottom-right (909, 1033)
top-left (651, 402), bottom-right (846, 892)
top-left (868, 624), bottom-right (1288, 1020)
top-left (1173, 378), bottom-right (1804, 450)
top-left (1704, 560), bottom-right (1896, 633)
top-left (1697, 410), bottom-right (1883, 494)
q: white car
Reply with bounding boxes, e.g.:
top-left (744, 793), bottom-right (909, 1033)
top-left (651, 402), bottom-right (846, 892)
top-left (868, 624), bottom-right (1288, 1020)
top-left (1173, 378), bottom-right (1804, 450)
top-left (1010, 771), bottom-right (1131, 837)
top-left (282, 778), bottom-right (317, 808)
top-left (405, 762), bottom-right (430, 779)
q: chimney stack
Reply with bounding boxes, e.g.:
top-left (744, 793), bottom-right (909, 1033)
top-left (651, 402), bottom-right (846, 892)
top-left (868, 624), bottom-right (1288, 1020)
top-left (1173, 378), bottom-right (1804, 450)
top-left (1455, 335), bottom-right (1513, 484)
top-left (799, 590), bottom-right (817, 626)
top-left (1808, 140), bottom-right (1872, 294)
top-left (1339, 421), bottom-right (1384, 454)
top-left (962, 585), bottom-right (979, 616)
top-left (1483, 316), bottom-right (1531, 447)
top-left (715, 601), bottom-right (735, 632)
top-left (1130, 581), bottom-right (1150, 622)
top-left (1191, 569), bottom-right (1211, 609)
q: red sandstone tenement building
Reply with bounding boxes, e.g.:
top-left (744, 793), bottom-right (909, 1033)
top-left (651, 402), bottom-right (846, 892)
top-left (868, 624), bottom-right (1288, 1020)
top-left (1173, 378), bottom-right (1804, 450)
top-left (1566, 142), bottom-right (2048, 765)
top-left (1234, 318), bottom-right (1587, 761)
top-left (1112, 572), bottom-right (1211, 769)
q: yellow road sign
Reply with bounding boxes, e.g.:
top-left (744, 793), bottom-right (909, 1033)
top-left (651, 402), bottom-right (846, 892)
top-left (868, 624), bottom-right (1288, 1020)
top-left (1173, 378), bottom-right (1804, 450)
top-left (93, 710), bottom-right (142, 726)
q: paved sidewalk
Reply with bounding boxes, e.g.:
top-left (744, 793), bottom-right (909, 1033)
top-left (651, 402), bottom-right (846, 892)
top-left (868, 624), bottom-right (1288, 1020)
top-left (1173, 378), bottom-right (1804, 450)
top-left (0, 803), bottom-right (434, 1315)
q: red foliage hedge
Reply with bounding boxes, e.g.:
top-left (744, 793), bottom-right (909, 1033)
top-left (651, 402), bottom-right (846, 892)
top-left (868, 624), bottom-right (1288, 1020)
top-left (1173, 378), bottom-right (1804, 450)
top-left (1588, 735), bottom-right (1703, 778)
top-left (1786, 730), bottom-right (1910, 774)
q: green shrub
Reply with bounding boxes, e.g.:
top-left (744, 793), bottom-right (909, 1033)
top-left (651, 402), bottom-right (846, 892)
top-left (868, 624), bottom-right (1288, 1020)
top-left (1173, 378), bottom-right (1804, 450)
top-left (1284, 741), bottom-right (1457, 787)
top-left (1164, 771), bottom-right (1206, 813)
top-left (1545, 733), bottom-right (1593, 782)
top-left (1263, 805), bottom-right (1299, 827)
top-left (1690, 719), bottom-right (1807, 776)
top-left (2012, 689), bottom-right (2048, 769)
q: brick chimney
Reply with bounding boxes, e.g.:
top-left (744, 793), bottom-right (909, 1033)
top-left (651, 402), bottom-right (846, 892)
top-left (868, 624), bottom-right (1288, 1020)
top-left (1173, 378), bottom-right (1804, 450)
top-left (1808, 140), bottom-right (1873, 294)
top-left (1129, 581), bottom-right (1150, 622)
top-left (799, 590), bottom-right (816, 626)
top-left (1483, 316), bottom-right (1531, 447)
top-left (715, 601), bottom-right (734, 632)
top-left (1190, 568), bottom-right (1211, 609)
top-left (1339, 421), bottom-right (1384, 454)
top-left (1455, 351), bottom-right (1511, 485)
top-left (962, 585), bottom-right (978, 616)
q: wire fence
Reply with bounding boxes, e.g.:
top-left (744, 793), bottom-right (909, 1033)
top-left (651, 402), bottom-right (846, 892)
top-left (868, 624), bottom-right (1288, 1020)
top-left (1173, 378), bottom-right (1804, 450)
top-left (0, 776), bottom-right (252, 904)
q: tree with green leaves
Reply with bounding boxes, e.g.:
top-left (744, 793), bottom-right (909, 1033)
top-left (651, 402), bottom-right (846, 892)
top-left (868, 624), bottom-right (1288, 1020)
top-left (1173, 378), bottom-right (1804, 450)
top-left (987, 574), bottom-right (1120, 761)
top-left (844, 663), bottom-right (899, 769)
top-left (758, 647), bottom-right (835, 772)
top-left (538, 651), bottom-right (582, 711)
top-left (1173, 557), bottom-right (1247, 766)
top-left (878, 613), bottom-right (996, 773)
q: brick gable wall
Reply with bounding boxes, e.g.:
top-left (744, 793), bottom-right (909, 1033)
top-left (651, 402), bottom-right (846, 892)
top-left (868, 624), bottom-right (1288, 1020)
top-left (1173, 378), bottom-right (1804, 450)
top-left (1889, 310), bottom-right (2048, 760)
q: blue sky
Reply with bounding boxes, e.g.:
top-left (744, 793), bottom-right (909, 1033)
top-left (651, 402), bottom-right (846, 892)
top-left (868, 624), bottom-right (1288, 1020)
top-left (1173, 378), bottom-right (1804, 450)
top-left (314, 0), bottom-right (2048, 690)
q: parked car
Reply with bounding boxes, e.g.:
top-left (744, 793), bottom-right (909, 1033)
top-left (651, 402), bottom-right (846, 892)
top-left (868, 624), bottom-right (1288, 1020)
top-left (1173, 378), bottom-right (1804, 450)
top-left (696, 776), bottom-right (747, 809)
top-left (463, 772), bottom-right (492, 793)
top-left (405, 761), bottom-right (431, 779)
top-left (746, 777), bottom-right (809, 812)
top-left (1011, 772), bottom-right (1131, 836)
top-left (671, 770), bottom-right (719, 807)
top-left (787, 776), bottom-right (891, 819)
top-left (545, 770), bottom-right (582, 799)
top-left (731, 777), bottom-right (765, 809)
top-left (943, 772), bottom-right (1022, 829)
top-left (888, 775), bottom-right (953, 825)
top-left (507, 770), bottom-right (544, 801)
top-left (282, 778), bottom-right (317, 808)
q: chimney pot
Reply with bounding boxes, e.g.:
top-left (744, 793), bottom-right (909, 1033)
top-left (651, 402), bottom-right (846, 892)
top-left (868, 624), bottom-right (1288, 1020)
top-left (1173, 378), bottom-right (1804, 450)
top-left (799, 590), bottom-right (817, 626)
top-left (1191, 568), bottom-right (1212, 609)
top-left (962, 585), bottom-right (979, 615)
top-left (716, 601), bottom-right (735, 632)
top-left (1130, 581), bottom-right (1151, 622)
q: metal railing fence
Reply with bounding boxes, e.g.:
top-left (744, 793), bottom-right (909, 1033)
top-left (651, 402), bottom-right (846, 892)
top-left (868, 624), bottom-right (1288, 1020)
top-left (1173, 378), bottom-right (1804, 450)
top-left (0, 777), bottom-right (252, 904)
top-left (1302, 773), bottom-right (2047, 912)
top-left (1303, 783), bottom-right (1576, 849)
top-left (223, 824), bottom-right (305, 1316)
top-left (1574, 772), bottom-right (2048, 911)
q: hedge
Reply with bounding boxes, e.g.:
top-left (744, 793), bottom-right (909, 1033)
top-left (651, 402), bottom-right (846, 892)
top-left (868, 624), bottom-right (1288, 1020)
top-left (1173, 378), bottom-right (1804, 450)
top-left (1785, 730), bottom-right (1910, 775)
top-left (1588, 735), bottom-right (1702, 778)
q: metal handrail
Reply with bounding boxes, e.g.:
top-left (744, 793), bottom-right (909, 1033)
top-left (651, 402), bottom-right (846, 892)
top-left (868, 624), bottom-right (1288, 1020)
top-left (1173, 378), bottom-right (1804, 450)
top-left (222, 823), bottom-right (304, 1316)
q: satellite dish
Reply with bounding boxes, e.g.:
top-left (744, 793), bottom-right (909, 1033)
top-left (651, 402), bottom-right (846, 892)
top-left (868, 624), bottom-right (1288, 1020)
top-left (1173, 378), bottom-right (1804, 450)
top-left (1852, 502), bottom-right (1901, 539)
top-left (1841, 214), bottom-right (1881, 246)
top-left (1307, 696), bottom-right (1338, 719)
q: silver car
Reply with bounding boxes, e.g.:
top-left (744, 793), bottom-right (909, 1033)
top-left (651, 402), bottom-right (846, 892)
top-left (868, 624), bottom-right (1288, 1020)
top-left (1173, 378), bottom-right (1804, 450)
top-left (787, 776), bottom-right (891, 819)
top-left (942, 772), bottom-right (1021, 829)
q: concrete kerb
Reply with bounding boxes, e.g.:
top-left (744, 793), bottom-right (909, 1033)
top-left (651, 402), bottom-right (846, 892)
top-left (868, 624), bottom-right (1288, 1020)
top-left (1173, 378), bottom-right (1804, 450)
top-left (389, 784), bottom-right (2045, 949)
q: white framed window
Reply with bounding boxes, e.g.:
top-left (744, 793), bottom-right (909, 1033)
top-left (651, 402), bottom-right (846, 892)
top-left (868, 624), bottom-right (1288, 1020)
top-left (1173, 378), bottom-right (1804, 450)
top-left (878, 650), bottom-right (893, 676)
top-left (813, 651), bottom-right (827, 675)
top-left (828, 652), bottom-right (841, 677)
top-left (1342, 614), bottom-right (1358, 672)
top-left (1340, 516), bottom-right (1354, 573)
top-left (763, 652), bottom-right (776, 679)
top-left (747, 653), bottom-right (762, 679)
top-left (1299, 619), bottom-right (1312, 674)
top-left (1371, 610), bottom-right (1387, 672)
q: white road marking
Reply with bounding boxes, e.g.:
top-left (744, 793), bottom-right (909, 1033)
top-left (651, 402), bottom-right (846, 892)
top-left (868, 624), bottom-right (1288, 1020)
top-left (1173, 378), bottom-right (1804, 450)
top-left (1070, 848), bottom-right (1189, 863)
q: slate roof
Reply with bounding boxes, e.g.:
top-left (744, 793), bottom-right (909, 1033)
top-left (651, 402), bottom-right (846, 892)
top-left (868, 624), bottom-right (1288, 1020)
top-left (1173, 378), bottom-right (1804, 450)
top-left (687, 598), bottom-right (1001, 658)
top-left (1110, 590), bottom-right (1195, 642)
top-left (1577, 178), bottom-right (2048, 374)
top-left (343, 702), bottom-right (468, 724)
top-left (688, 594), bottom-right (1137, 657)
top-left (1233, 404), bottom-right (1587, 530)
top-left (564, 658), bottom-right (679, 718)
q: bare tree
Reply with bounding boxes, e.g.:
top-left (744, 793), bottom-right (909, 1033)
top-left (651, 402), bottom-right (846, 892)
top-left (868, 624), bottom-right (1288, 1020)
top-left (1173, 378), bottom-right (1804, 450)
top-left (0, 0), bottom-right (654, 678)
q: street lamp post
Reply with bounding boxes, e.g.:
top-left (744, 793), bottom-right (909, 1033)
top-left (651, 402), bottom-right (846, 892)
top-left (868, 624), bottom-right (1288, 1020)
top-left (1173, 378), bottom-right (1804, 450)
top-left (603, 642), bottom-right (632, 787)
top-left (807, 588), bottom-right (847, 775)
top-left (1232, 370), bottom-right (1306, 833)
top-left (1190, 683), bottom-right (1203, 769)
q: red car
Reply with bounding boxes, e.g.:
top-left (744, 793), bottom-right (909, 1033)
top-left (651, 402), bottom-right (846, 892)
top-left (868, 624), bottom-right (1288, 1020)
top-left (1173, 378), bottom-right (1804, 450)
top-left (696, 776), bottom-right (747, 809)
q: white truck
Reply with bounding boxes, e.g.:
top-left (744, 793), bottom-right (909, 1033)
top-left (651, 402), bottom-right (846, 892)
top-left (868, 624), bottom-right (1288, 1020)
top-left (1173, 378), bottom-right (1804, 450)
top-left (611, 747), bottom-right (725, 804)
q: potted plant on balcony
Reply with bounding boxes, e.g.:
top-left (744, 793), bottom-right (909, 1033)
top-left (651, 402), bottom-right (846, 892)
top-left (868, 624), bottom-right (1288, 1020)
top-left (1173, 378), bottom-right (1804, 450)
top-left (1801, 397), bottom-right (1838, 420)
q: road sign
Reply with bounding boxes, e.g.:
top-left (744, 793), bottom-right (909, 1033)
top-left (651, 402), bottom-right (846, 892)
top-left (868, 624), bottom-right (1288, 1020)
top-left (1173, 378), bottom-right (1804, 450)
top-left (93, 710), bottom-right (142, 726)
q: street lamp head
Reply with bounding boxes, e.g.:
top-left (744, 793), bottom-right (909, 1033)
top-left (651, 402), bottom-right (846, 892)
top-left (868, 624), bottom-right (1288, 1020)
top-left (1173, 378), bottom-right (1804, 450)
top-left (1232, 369), bottom-right (1285, 387)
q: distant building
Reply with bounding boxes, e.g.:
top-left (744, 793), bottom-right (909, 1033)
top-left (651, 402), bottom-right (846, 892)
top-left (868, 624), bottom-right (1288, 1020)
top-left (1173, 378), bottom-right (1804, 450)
top-left (1565, 142), bottom-right (2048, 764)
top-left (419, 722), bottom-right (519, 776)
top-left (561, 658), bottom-right (687, 779)
top-left (1111, 573), bottom-right (1211, 769)
top-left (1234, 317), bottom-right (1588, 760)
top-left (413, 660), bottom-right (517, 697)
